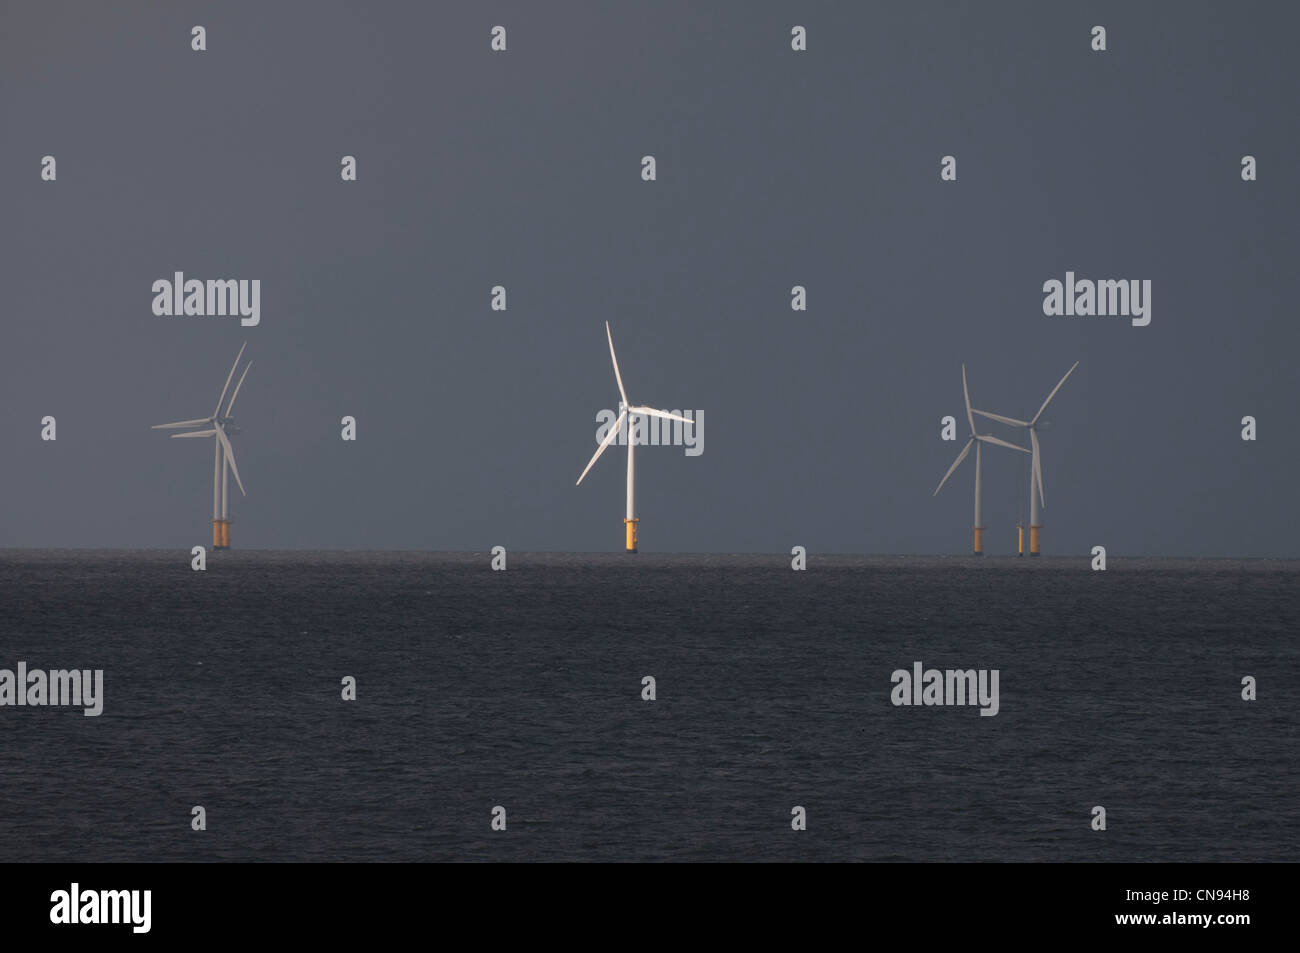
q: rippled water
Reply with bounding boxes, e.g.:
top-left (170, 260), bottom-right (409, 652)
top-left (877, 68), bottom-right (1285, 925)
top-left (1, 550), bottom-right (1296, 861)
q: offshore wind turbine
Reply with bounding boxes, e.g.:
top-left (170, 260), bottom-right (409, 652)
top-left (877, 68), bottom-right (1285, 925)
top-left (973, 361), bottom-right (1078, 556)
top-left (152, 342), bottom-right (252, 550)
top-left (576, 321), bottom-right (695, 553)
top-left (933, 365), bottom-right (1029, 555)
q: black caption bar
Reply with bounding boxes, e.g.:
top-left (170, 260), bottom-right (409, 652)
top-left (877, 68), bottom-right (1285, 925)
top-left (2, 862), bottom-right (1280, 942)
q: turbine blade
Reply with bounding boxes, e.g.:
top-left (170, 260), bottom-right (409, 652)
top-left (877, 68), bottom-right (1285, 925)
top-left (213, 341), bottom-right (248, 418)
top-left (628, 406), bottom-right (695, 425)
top-left (605, 321), bottom-right (629, 408)
top-left (171, 429), bottom-right (216, 438)
top-left (1031, 429), bottom-right (1045, 507)
top-left (152, 417), bottom-right (212, 430)
top-left (972, 408), bottom-right (1029, 428)
top-left (576, 409), bottom-right (627, 486)
top-left (933, 438), bottom-right (974, 496)
top-left (978, 433), bottom-right (1030, 453)
top-left (216, 427), bottom-right (245, 495)
top-left (962, 364), bottom-right (975, 433)
top-left (225, 362), bottom-right (252, 417)
top-left (1031, 360), bottom-right (1080, 425)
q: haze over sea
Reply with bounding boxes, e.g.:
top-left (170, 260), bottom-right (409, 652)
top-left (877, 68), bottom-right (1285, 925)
top-left (2, 550), bottom-right (1296, 862)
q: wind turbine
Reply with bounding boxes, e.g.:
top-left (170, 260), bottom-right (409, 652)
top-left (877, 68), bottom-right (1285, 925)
top-left (973, 361), bottom-right (1078, 556)
top-left (152, 342), bottom-right (252, 550)
top-left (576, 321), bottom-right (695, 553)
top-left (933, 365), bottom-right (1029, 555)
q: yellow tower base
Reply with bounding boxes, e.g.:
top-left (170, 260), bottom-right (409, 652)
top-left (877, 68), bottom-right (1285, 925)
top-left (972, 526), bottom-right (983, 556)
top-left (213, 519), bottom-right (231, 550)
top-left (625, 518), bottom-right (639, 553)
top-left (1029, 525), bottom-right (1041, 557)
top-left (1017, 524), bottom-right (1024, 557)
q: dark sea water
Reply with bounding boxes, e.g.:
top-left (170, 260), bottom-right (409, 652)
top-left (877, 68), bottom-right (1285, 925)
top-left (1, 550), bottom-right (1296, 862)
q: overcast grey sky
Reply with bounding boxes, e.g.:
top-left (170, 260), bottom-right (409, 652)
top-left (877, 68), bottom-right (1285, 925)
top-left (2, 1), bottom-right (1296, 555)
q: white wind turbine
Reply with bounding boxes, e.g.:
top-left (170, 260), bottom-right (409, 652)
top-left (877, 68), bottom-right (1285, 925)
top-left (973, 361), bottom-right (1078, 556)
top-left (152, 342), bottom-right (252, 550)
top-left (933, 364), bottom-right (1029, 555)
top-left (576, 321), bottom-right (695, 553)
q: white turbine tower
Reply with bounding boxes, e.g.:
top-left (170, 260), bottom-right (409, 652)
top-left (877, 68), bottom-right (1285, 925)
top-left (576, 321), bottom-right (695, 553)
top-left (933, 364), bottom-right (1029, 555)
top-left (973, 360), bottom-right (1078, 556)
top-left (153, 342), bottom-right (252, 550)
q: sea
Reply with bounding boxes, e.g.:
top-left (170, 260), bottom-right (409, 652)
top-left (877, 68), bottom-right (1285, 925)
top-left (1, 550), bottom-right (1296, 862)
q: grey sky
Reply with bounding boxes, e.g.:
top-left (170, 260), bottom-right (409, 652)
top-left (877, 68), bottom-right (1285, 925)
top-left (2, 1), bottom-right (1296, 555)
